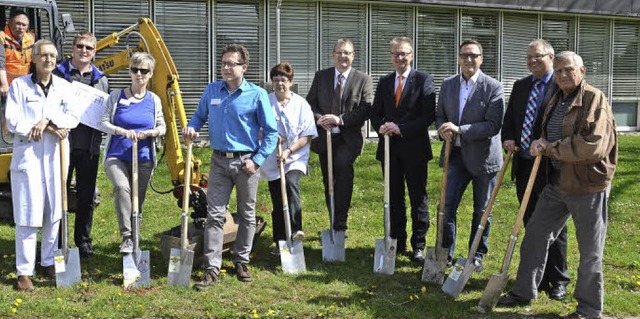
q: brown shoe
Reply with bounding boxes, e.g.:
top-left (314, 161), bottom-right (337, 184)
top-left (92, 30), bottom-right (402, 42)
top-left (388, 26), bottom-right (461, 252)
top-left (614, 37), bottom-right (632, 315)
top-left (14, 276), bottom-right (35, 292)
top-left (44, 265), bottom-right (56, 279)
top-left (235, 263), bottom-right (253, 282)
top-left (193, 268), bottom-right (218, 291)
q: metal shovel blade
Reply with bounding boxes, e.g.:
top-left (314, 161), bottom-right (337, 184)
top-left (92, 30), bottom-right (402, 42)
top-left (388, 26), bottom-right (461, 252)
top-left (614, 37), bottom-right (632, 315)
top-left (167, 247), bottom-right (194, 288)
top-left (279, 239), bottom-right (306, 274)
top-left (123, 250), bottom-right (151, 289)
top-left (321, 230), bottom-right (345, 262)
top-left (477, 273), bottom-right (509, 313)
top-left (421, 246), bottom-right (448, 284)
top-left (442, 257), bottom-right (477, 297)
top-left (53, 248), bottom-right (81, 288)
top-left (373, 238), bottom-right (397, 275)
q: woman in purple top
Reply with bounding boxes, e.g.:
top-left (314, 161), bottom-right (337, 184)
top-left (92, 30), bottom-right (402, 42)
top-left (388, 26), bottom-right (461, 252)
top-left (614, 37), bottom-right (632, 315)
top-left (98, 52), bottom-right (166, 254)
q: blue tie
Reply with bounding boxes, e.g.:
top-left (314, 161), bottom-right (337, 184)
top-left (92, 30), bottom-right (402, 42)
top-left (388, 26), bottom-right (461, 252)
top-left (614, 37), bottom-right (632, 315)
top-left (520, 80), bottom-right (543, 151)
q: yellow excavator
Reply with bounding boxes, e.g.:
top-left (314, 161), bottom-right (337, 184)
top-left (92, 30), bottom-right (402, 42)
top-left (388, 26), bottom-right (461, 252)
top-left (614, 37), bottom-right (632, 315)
top-left (0, 2), bottom-right (261, 257)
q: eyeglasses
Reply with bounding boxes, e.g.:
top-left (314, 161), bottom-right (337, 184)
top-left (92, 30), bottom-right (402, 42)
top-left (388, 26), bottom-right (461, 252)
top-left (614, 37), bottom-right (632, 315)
top-left (526, 53), bottom-right (549, 60)
top-left (130, 67), bottom-right (151, 75)
top-left (333, 50), bottom-right (354, 56)
top-left (391, 51), bottom-right (412, 58)
top-left (272, 77), bottom-right (290, 83)
top-left (221, 61), bottom-right (244, 68)
top-left (555, 65), bottom-right (580, 75)
top-left (459, 53), bottom-right (482, 60)
top-left (75, 44), bottom-right (95, 51)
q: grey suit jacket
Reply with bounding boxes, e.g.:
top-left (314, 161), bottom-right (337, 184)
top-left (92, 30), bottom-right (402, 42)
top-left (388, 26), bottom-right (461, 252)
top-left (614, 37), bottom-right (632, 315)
top-left (435, 70), bottom-right (505, 175)
top-left (306, 67), bottom-right (374, 154)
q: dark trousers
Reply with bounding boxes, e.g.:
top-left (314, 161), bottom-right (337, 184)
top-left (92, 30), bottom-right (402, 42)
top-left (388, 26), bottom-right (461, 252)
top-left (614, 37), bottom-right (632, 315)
top-left (381, 150), bottom-right (430, 252)
top-left (268, 170), bottom-right (303, 243)
top-left (515, 157), bottom-right (570, 288)
top-left (443, 147), bottom-right (497, 262)
top-left (67, 149), bottom-right (99, 246)
top-left (318, 135), bottom-right (359, 231)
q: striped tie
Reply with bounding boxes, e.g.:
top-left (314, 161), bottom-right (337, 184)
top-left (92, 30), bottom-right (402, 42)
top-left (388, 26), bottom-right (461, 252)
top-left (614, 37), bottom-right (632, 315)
top-left (520, 80), bottom-right (543, 151)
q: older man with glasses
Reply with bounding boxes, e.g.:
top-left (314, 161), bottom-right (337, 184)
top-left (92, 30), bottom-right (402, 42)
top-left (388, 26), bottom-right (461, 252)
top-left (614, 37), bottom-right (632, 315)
top-left (54, 32), bottom-right (109, 259)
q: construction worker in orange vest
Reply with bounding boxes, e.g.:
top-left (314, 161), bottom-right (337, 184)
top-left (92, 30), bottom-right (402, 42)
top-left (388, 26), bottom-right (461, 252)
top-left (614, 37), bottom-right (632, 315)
top-left (0, 9), bottom-right (35, 98)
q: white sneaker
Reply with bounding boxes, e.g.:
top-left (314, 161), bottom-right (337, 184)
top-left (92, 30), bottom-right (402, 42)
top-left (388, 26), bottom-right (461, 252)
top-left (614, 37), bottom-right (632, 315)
top-left (120, 238), bottom-right (133, 254)
top-left (291, 230), bottom-right (305, 241)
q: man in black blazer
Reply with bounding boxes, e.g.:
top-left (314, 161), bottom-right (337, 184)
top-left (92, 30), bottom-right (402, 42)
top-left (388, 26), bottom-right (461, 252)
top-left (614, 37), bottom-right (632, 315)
top-left (501, 39), bottom-right (569, 300)
top-left (307, 38), bottom-right (374, 232)
top-left (435, 40), bottom-right (505, 269)
top-left (370, 36), bottom-right (436, 261)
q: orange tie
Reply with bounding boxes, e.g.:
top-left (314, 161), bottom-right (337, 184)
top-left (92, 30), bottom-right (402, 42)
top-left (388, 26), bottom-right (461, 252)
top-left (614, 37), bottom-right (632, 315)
top-left (395, 75), bottom-right (403, 108)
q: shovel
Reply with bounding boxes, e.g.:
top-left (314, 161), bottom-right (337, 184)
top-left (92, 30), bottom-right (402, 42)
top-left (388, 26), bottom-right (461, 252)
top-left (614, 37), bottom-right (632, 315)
top-left (373, 134), bottom-right (397, 275)
top-left (54, 139), bottom-right (82, 288)
top-left (123, 141), bottom-right (151, 289)
top-left (321, 130), bottom-right (345, 262)
top-left (277, 138), bottom-right (306, 274)
top-left (167, 141), bottom-right (195, 287)
top-left (477, 155), bottom-right (541, 313)
top-left (442, 148), bottom-right (515, 298)
top-left (422, 140), bottom-right (452, 284)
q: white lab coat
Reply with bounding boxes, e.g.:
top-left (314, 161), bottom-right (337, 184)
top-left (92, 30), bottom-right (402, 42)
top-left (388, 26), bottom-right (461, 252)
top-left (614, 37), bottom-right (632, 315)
top-left (5, 74), bottom-right (79, 227)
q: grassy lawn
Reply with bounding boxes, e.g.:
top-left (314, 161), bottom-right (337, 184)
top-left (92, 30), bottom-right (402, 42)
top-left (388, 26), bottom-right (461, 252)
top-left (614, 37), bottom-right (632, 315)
top-left (0, 135), bottom-right (638, 318)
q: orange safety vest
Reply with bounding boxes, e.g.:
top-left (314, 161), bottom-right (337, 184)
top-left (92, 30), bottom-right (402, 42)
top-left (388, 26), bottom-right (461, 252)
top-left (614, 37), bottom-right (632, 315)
top-left (1, 24), bottom-right (34, 85)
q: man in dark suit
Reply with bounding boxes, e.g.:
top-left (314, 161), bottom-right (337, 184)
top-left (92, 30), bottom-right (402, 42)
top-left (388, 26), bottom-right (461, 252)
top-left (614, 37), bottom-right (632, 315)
top-left (370, 36), bottom-right (436, 261)
top-left (435, 39), bottom-right (504, 269)
top-left (306, 38), bottom-right (374, 233)
top-left (501, 39), bottom-right (570, 300)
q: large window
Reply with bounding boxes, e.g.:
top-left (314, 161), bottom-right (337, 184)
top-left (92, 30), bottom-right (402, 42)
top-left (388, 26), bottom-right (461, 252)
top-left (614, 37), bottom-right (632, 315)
top-left (501, 12), bottom-right (538, 98)
top-left (416, 7), bottom-right (457, 94)
top-left (320, 2), bottom-right (368, 73)
top-left (578, 18), bottom-right (612, 97)
top-left (613, 20), bottom-right (640, 99)
top-left (461, 10), bottom-right (499, 79)
top-left (370, 4), bottom-right (414, 88)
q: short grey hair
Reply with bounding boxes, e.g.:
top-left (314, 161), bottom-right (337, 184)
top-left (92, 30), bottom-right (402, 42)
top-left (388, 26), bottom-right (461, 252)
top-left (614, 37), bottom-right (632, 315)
top-left (33, 39), bottom-right (57, 56)
top-left (130, 52), bottom-right (156, 71)
top-left (528, 39), bottom-right (554, 55)
top-left (554, 51), bottom-right (584, 68)
top-left (390, 36), bottom-right (413, 50)
top-left (333, 38), bottom-right (354, 53)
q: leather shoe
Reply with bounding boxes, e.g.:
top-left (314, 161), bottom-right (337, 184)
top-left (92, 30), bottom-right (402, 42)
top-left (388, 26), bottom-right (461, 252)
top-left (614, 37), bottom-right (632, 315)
top-left (14, 276), bottom-right (35, 292)
top-left (79, 242), bottom-right (95, 258)
top-left (412, 250), bottom-right (425, 262)
top-left (496, 292), bottom-right (531, 307)
top-left (548, 284), bottom-right (567, 300)
top-left (44, 265), bottom-right (56, 279)
top-left (473, 257), bottom-right (484, 272)
top-left (561, 311), bottom-right (601, 319)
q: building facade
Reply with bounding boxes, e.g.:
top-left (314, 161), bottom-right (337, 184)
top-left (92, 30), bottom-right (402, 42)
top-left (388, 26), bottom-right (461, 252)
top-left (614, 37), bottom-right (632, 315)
top-left (57, 0), bottom-right (640, 132)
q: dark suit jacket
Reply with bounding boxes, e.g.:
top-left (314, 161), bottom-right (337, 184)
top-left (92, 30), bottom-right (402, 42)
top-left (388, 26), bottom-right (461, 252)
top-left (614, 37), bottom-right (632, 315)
top-left (306, 67), bottom-right (374, 154)
top-left (502, 74), bottom-right (558, 179)
top-left (435, 70), bottom-right (505, 175)
top-left (370, 69), bottom-right (436, 161)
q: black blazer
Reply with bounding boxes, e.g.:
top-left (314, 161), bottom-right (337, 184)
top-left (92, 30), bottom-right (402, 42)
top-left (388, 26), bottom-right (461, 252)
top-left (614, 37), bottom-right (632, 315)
top-left (370, 69), bottom-right (436, 161)
top-left (502, 74), bottom-right (558, 177)
top-left (306, 67), bottom-right (374, 154)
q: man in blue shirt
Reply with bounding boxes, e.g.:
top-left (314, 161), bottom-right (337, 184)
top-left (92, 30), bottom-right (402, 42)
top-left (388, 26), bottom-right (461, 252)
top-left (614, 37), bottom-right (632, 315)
top-left (183, 44), bottom-right (278, 288)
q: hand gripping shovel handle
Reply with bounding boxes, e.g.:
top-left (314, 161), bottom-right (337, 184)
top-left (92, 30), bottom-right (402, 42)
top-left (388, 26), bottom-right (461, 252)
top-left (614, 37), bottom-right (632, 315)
top-left (499, 155), bottom-right (541, 273)
top-left (181, 141), bottom-right (193, 251)
top-left (59, 139), bottom-right (69, 251)
top-left (326, 130), bottom-right (335, 241)
top-left (466, 148), bottom-right (515, 261)
top-left (278, 137), bottom-right (293, 245)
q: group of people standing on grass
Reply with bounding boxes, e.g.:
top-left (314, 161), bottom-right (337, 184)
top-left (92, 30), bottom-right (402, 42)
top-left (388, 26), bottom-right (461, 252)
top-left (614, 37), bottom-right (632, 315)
top-left (5, 14), bottom-right (616, 318)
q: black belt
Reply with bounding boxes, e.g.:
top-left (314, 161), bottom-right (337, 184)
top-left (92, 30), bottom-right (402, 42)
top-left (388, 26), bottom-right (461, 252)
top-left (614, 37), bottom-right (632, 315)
top-left (213, 150), bottom-right (252, 159)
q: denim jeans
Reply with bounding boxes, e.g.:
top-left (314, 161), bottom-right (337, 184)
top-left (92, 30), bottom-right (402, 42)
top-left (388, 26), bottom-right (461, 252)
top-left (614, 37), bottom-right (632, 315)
top-left (442, 148), bottom-right (497, 261)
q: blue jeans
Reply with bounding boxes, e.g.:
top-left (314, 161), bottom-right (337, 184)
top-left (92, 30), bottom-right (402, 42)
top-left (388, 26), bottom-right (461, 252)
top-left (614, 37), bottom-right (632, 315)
top-left (442, 148), bottom-right (497, 262)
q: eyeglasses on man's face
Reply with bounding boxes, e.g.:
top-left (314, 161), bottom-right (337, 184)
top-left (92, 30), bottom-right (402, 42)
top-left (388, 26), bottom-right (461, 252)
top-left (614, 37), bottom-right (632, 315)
top-left (221, 61), bottom-right (244, 68)
top-left (459, 53), bottom-right (482, 60)
top-left (75, 44), bottom-right (95, 51)
top-left (391, 51), bottom-right (412, 58)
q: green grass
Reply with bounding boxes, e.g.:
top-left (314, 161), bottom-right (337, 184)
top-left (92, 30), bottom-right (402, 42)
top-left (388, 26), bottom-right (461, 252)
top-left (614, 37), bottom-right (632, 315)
top-left (0, 136), bottom-right (638, 318)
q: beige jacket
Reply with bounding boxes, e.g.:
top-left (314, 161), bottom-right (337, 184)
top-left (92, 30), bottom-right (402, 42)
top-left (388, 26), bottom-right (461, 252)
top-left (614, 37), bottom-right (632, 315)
top-left (541, 81), bottom-right (617, 195)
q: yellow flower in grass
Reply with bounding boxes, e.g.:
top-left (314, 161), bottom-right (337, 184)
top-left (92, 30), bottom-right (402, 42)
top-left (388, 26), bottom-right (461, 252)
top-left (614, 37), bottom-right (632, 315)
top-left (15, 298), bottom-right (22, 304)
top-left (11, 308), bottom-right (17, 313)
top-left (421, 286), bottom-right (427, 293)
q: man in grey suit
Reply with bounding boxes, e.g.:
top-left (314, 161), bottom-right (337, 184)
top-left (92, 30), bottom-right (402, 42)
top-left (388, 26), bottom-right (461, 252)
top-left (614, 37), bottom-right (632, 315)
top-left (502, 39), bottom-right (570, 300)
top-left (306, 38), bottom-right (374, 233)
top-left (435, 39), bottom-right (504, 269)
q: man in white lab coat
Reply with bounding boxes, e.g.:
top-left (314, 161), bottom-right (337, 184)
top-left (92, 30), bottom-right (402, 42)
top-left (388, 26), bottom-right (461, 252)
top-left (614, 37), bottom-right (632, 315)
top-left (5, 39), bottom-right (79, 291)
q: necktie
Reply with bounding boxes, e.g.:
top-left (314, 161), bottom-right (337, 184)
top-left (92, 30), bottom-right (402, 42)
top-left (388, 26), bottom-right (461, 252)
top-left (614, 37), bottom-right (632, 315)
top-left (332, 73), bottom-right (343, 115)
top-left (520, 79), bottom-right (543, 151)
top-left (395, 75), bottom-right (403, 108)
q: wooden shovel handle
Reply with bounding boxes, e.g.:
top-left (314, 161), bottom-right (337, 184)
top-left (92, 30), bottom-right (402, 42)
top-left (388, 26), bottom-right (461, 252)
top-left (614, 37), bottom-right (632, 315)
top-left (437, 140), bottom-right (452, 213)
top-left (182, 141), bottom-right (192, 214)
top-left (278, 137), bottom-right (288, 205)
top-left (510, 155), bottom-right (541, 238)
top-left (326, 130), bottom-right (333, 194)
top-left (60, 139), bottom-right (67, 211)
top-left (132, 140), bottom-right (139, 210)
